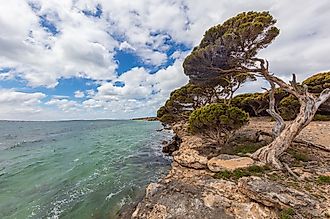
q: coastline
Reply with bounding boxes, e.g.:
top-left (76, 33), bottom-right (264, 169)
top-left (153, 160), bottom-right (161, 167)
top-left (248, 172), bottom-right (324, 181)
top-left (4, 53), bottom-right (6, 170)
top-left (123, 118), bottom-right (330, 218)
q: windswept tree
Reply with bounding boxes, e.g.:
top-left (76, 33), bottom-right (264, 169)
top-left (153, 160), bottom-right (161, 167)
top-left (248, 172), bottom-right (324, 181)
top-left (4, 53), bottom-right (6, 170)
top-left (183, 11), bottom-right (330, 169)
top-left (157, 83), bottom-right (224, 124)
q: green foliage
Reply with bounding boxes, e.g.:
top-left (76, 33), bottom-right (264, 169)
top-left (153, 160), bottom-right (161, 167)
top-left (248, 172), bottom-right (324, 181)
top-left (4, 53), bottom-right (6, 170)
top-left (189, 103), bottom-right (249, 143)
top-left (279, 95), bottom-right (300, 120)
top-left (313, 114), bottom-right (330, 121)
top-left (231, 88), bottom-right (288, 117)
top-left (287, 149), bottom-right (310, 162)
top-left (279, 208), bottom-right (295, 219)
top-left (214, 170), bottom-right (232, 179)
top-left (232, 143), bottom-right (264, 155)
top-left (214, 165), bottom-right (270, 180)
top-left (157, 83), bottom-right (218, 124)
top-left (317, 175), bottom-right (330, 184)
top-left (302, 71), bottom-right (330, 93)
top-left (183, 11), bottom-right (278, 87)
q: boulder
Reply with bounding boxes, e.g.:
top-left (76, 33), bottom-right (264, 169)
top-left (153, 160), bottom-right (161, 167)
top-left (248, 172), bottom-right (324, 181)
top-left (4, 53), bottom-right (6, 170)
top-left (207, 154), bottom-right (255, 172)
top-left (162, 135), bottom-right (182, 155)
top-left (173, 149), bottom-right (208, 169)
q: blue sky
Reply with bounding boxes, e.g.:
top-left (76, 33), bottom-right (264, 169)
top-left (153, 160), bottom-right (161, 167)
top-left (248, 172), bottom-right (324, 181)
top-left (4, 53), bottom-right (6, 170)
top-left (0, 0), bottom-right (330, 120)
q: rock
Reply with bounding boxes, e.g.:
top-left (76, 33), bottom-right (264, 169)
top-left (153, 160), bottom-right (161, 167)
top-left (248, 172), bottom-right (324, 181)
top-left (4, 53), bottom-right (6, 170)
top-left (173, 149), bottom-right (208, 169)
top-left (162, 135), bottom-right (181, 155)
top-left (257, 134), bottom-right (273, 143)
top-left (232, 129), bottom-right (259, 142)
top-left (133, 177), bottom-right (235, 219)
top-left (238, 176), bottom-right (322, 217)
top-left (146, 183), bottom-right (161, 197)
top-left (207, 154), bottom-right (255, 172)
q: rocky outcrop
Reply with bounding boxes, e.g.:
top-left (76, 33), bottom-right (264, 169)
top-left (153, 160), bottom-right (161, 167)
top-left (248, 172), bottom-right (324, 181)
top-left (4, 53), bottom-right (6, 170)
top-left (126, 120), bottom-right (330, 219)
top-left (162, 135), bottom-right (182, 155)
top-left (132, 163), bottom-right (277, 219)
top-left (238, 176), bottom-right (324, 217)
top-left (207, 154), bottom-right (255, 172)
top-left (173, 149), bottom-right (208, 169)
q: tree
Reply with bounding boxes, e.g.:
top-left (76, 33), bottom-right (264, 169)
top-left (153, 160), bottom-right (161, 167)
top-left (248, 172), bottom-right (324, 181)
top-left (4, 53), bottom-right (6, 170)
top-left (183, 11), bottom-right (277, 102)
top-left (157, 83), bottom-right (223, 124)
top-left (183, 11), bottom-right (330, 169)
top-left (189, 103), bottom-right (249, 144)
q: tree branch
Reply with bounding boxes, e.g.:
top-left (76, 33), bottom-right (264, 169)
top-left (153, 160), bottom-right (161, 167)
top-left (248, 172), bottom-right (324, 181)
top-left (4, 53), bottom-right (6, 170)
top-left (266, 81), bottom-right (285, 137)
top-left (316, 88), bottom-right (330, 108)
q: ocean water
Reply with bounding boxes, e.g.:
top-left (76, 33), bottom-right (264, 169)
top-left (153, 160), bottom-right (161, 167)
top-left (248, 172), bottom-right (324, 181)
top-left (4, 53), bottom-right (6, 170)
top-left (0, 120), bottom-right (172, 219)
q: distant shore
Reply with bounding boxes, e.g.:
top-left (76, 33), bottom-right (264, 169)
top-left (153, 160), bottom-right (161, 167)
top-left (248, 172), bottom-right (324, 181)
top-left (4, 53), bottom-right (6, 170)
top-left (131, 117), bottom-right (158, 121)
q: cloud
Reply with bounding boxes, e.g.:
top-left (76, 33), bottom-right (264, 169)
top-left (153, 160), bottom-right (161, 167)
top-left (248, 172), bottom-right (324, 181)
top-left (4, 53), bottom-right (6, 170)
top-left (0, 89), bottom-right (46, 119)
top-left (46, 98), bottom-right (81, 112)
top-left (74, 90), bottom-right (85, 98)
top-left (0, 0), bottom-right (330, 120)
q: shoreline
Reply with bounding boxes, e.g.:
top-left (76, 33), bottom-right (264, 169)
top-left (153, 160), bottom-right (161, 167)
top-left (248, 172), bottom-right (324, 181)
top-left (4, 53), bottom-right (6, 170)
top-left (123, 118), bottom-right (330, 218)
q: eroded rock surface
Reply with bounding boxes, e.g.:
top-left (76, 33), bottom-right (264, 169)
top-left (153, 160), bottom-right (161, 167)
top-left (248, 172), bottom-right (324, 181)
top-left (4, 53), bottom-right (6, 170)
top-left (125, 120), bottom-right (330, 219)
top-left (207, 154), bottom-right (255, 172)
top-left (238, 176), bottom-right (324, 217)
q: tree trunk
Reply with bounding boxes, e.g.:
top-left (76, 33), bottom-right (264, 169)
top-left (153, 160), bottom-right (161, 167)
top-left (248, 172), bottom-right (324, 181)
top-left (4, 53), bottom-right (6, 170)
top-left (266, 81), bottom-right (285, 137)
top-left (252, 92), bottom-right (329, 169)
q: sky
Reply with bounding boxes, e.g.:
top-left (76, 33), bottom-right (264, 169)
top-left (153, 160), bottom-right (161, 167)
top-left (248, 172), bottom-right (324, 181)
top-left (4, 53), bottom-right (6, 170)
top-left (0, 0), bottom-right (330, 120)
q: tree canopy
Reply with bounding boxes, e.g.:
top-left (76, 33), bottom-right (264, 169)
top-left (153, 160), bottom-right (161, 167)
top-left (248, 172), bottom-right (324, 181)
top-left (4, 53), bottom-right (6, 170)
top-left (183, 11), bottom-right (279, 86)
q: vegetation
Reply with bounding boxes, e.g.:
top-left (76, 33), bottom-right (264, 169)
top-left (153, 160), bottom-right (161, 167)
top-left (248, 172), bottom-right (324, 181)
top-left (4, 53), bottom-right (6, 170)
top-left (302, 71), bottom-right (330, 93)
top-left (287, 149), bottom-right (310, 162)
top-left (279, 208), bottom-right (295, 219)
top-left (278, 95), bottom-right (300, 120)
top-left (313, 114), bottom-right (330, 121)
top-left (158, 11), bottom-right (330, 169)
top-left (214, 165), bottom-right (271, 180)
top-left (189, 104), bottom-right (249, 144)
top-left (317, 175), bottom-right (330, 185)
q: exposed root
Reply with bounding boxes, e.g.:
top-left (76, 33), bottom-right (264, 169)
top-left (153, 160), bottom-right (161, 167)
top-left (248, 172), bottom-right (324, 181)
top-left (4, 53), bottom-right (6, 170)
top-left (283, 163), bottom-right (300, 180)
top-left (294, 139), bottom-right (330, 152)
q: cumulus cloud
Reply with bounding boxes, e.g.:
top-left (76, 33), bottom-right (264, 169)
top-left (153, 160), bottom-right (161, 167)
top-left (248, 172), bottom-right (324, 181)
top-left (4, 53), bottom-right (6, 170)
top-left (0, 89), bottom-right (45, 119)
top-left (74, 90), bottom-right (85, 98)
top-left (0, 0), bottom-right (329, 120)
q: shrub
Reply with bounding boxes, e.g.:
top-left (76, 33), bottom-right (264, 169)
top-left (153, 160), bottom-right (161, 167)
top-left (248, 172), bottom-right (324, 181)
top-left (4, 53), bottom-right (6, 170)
top-left (302, 71), bottom-right (330, 93)
top-left (279, 208), bottom-right (295, 219)
top-left (317, 175), bottom-right (330, 184)
top-left (313, 114), bottom-right (330, 121)
top-left (189, 103), bottom-right (249, 144)
top-left (214, 165), bottom-right (270, 180)
top-left (279, 95), bottom-right (300, 120)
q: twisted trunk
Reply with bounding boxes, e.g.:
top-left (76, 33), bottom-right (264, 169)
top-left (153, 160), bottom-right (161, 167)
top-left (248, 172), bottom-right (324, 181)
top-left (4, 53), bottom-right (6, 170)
top-left (266, 81), bottom-right (285, 137)
top-left (252, 98), bottom-right (313, 168)
top-left (251, 60), bottom-right (330, 169)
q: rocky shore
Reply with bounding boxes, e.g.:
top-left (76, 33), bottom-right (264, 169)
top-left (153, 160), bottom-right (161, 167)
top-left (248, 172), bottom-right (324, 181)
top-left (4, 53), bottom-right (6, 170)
top-left (121, 118), bottom-right (330, 219)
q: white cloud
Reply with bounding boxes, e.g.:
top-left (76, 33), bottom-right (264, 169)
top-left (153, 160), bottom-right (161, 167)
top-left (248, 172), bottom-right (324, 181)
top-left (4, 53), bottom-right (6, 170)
top-left (0, 0), bottom-right (330, 120)
top-left (46, 98), bottom-right (80, 112)
top-left (74, 90), bottom-right (85, 98)
top-left (0, 89), bottom-right (46, 119)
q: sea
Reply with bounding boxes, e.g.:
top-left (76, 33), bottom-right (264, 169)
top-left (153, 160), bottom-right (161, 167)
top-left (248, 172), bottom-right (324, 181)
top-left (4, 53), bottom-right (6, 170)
top-left (0, 120), bottom-right (172, 219)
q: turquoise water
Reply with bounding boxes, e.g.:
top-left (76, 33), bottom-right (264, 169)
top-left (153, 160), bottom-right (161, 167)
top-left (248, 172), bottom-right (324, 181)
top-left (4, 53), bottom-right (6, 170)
top-left (0, 120), bottom-right (171, 219)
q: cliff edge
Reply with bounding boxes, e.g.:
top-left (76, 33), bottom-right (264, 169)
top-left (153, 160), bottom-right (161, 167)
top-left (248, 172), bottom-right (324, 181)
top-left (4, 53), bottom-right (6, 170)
top-left (125, 118), bottom-right (330, 219)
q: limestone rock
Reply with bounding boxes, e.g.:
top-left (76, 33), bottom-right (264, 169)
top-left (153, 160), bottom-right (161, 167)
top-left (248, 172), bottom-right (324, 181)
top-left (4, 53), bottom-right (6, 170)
top-left (207, 154), bottom-right (255, 172)
top-left (238, 176), bottom-right (322, 217)
top-left (173, 149), bottom-right (208, 169)
top-left (146, 183), bottom-right (161, 198)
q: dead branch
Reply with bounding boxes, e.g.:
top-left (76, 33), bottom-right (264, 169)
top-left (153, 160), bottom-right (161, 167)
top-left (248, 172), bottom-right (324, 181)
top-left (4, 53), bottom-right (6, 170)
top-left (294, 139), bottom-right (330, 153)
top-left (266, 81), bottom-right (286, 137)
top-left (283, 162), bottom-right (300, 180)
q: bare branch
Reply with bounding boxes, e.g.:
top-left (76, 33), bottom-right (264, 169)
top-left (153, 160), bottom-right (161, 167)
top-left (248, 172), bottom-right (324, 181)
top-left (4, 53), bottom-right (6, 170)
top-left (283, 163), bottom-right (300, 180)
top-left (266, 81), bottom-right (285, 137)
top-left (316, 88), bottom-right (330, 108)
